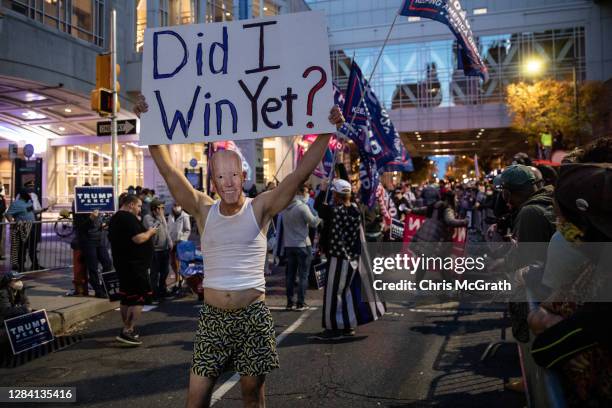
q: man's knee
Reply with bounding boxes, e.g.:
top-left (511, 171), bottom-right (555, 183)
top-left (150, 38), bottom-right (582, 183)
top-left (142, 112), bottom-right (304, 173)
top-left (187, 372), bottom-right (216, 408)
top-left (240, 375), bottom-right (265, 407)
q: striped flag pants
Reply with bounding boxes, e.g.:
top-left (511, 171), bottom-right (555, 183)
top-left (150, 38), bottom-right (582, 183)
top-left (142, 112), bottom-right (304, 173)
top-left (322, 256), bottom-right (386, 330)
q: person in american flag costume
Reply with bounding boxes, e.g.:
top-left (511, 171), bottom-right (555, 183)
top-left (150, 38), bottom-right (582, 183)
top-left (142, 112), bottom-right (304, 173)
top-left (314, 179), bottom-right (386, 339)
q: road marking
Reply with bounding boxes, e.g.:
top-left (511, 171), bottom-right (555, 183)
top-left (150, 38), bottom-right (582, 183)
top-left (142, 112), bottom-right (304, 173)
top-left (210, 308), bottom-right (317, 406)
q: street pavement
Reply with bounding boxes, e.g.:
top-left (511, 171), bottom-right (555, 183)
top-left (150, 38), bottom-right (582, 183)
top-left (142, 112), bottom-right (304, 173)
top-left (0, 271), bottom-right (525, 408)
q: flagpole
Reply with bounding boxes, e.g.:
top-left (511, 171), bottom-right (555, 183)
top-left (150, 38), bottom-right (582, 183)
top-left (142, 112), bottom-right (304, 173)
top-left (323, 13), bottom-right (400, 202)
top-left (273, 134), bottom-right (299, 183)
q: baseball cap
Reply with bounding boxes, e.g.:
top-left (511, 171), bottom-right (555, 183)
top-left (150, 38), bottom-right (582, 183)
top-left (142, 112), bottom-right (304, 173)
top-left (555, 163), bottom-right (612, 239)
top-left (150, 199), bottom-right (165, 209)
top-left (331, 179), bottom-right (351, 194)
top-left (4, 271), bottom-right (23, 280)
top-left (493, 165), bottom-right (537, 191)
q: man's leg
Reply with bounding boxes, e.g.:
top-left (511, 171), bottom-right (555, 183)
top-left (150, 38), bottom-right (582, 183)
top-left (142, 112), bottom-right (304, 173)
top-left (83, 244), bottom-right (103, 296)
top-left (157, 249), bottom-right (170, 296)
top-left (124, 305), bottom-right (142, 331)
top-left (296, 246), bottom-right (313, 306)
top-left (186, 373), bottom-right (216, 408)
top-left (240, 375), bottom-right (266, 408)
top-left (120, 304), bottom-right (129, 326)
top-left (97, 245), bottom-right (113, 272)
top-left (284, 248), bottom-right (298, 306)
top-left (149, 252), bottom-right (161, 299)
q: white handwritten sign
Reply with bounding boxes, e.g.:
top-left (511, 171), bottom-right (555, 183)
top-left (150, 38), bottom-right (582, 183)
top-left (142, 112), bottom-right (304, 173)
top-left (139, 11), bottom-right (335, 145)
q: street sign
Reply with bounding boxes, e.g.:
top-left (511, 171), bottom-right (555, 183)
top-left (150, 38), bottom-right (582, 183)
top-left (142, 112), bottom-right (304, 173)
top-left (96, 119), bottom-right (137, 136)
top-left (189, 158), bottom-right (197, 168)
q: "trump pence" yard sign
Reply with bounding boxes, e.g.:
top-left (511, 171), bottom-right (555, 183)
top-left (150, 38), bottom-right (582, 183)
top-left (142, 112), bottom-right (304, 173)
top-left (139, 11), bottom-right (335, 145)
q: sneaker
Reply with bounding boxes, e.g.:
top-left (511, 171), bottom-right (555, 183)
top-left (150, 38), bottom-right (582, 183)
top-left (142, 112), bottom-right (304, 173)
top-left (129, 329), bottom-right (140, 339)
top-left (285, 302), bottom-right (294, 311)
top-left (342, 328), bottom-right (356, 337)
top-left (116, 330), bottom-right (142, 346)
top-left (312, 329), bottom-right (343, 340)
top-left (295, 303), bottom-right (310, 311)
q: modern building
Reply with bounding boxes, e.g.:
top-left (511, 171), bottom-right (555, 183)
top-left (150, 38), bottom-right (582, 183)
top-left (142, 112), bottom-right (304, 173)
top-left (0, 0), bottom-right (308, 208)
top-left (306, 0), bottom-right (612, 159)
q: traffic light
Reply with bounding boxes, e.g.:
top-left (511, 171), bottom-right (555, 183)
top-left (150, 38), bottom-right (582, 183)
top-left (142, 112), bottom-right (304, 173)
top-left (91, 53), bottom-right (121, 115)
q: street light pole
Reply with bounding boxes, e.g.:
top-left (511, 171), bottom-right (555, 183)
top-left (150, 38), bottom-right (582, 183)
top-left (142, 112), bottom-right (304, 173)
top-left (111, 9), bottom-right (118, 210)
top-left (572, 64), bottom-right (580, 146)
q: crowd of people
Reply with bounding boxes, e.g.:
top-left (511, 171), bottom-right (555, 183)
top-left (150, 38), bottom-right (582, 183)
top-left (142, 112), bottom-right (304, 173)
top-left (0, 126), bottom-right (609, 407)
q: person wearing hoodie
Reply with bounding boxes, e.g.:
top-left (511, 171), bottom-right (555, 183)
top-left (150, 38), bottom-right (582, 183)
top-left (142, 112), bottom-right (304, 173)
top-left (143, 199), bottom-right (172, 300)
top-left (494, 164), bottom-right (556, 269)
top-left (168, 202), bottom-right (191, 291)
top-left (281, 185), bottom-right (320, 311)
top-left (0, 271), bottom-right (31, 325)
top-left (410, 190), bottom-right (468, 282)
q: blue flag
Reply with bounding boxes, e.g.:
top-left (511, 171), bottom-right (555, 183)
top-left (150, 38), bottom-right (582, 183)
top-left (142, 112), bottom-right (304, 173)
top-left (344, 62), bottom-right (400, 169)
top-left (338, 123), bottom-right (380, 208)
top-left (399, 0), bottom-right (488, 81)
top-left (333, 82), bottom-right (346, 111)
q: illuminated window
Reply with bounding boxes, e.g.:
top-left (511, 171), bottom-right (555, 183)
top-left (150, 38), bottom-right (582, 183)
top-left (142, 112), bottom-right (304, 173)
top-left (135, 0), bottom-right (146, 51)
top-left (3, 0), bottom-right (105, 46)
top-left (473, 8), bottom-right (488, 15)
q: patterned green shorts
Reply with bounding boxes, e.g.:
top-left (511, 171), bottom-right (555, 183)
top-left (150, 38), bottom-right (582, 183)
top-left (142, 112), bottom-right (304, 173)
top-left (192, 301), bottom-right (279, 378)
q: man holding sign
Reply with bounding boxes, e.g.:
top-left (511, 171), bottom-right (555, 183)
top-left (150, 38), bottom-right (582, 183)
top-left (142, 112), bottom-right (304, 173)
top-left (134, 96), bottom-right (343, 407)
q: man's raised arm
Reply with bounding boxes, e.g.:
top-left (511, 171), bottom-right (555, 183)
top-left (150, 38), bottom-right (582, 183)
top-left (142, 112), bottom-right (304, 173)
top-left (134, 96), bottom-right (214, 217)
top-left (259, 106), bottom-right (344, 217)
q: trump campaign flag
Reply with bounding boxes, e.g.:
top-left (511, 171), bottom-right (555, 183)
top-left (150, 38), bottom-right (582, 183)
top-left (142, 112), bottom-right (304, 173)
top-left (399, 0), bottom-right (488, 80)
top-left (344, 62), bottom-right (403, 169)
top-left (338, 123), bottom-right (380, 208)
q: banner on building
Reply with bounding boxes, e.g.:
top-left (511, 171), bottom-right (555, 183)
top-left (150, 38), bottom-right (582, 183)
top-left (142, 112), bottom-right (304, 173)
top-left (139, 11), bottom-right (335, 145)
top-left (74, 186), bottom-right (115, 214)
top-left (3, 310), bottom-right (54, 355)
top-left (399, 0), bottom-right (488, 80)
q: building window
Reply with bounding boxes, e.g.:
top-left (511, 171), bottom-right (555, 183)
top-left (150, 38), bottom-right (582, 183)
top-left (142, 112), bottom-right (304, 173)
top-left (169, 0), bottom-right (195, 25)
top-left (135, 0), bottom-right (146, 51)
top-left (473, 8), bottom-right (488, 15)
top-left (3, 0), bottom-right (105, 47)
top-left (252, 0), bottom-right (279, 18)
top-left (159, 0), bottom-right (169, 27)
top-left (206, 0), bottom-right (233, 23)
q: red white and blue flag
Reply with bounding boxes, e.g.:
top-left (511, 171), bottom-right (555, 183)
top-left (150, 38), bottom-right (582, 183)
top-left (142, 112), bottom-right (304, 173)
top-left (398, 0), bottom-right (488, 81)
top-left (344, 62), bottom-right (411, 170)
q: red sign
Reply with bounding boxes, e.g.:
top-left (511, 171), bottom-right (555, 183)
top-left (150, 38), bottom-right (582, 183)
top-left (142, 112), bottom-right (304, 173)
top-left (403, 214), bottom-right (426, 243)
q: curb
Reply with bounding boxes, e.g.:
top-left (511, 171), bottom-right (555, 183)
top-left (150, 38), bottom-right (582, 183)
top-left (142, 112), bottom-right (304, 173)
top-left (46, 298), bottom-right (120, 335)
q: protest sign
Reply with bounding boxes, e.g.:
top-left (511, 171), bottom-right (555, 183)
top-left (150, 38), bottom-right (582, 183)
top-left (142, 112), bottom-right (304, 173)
top-left (403, 213), bottom-right (426, 243)
top-left (3, 310), bottom-right (54, 355)
top-left (140, 11), bottom-right (335, 145)
top-left (74, 186), bottom-right (115, 214)
top-left (101, 271), bottom-right (121, 302)
top-left (313, 262), bottom-right (328, 289)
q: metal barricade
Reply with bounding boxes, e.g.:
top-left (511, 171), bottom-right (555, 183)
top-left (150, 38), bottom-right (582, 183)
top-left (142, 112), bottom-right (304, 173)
top-left (0, 220), bottom-right (74, 274)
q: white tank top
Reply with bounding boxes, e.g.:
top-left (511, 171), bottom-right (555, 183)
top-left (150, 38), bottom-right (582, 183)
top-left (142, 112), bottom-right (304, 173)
top-left (201, 197), bottom-right (268, 292)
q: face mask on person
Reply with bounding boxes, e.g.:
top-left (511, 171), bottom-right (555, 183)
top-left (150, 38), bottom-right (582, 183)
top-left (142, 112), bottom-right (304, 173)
top-left (144, 196), bottom-right (152, 203)
top-left (9, 280), bottom-right (24, 291)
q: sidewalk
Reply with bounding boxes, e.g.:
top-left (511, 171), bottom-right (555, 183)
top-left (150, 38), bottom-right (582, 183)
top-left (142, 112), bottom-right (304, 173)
top-left (19, 268), bottom-right (119, 335)
top-left (5, 262), bottom-right (323, 338)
